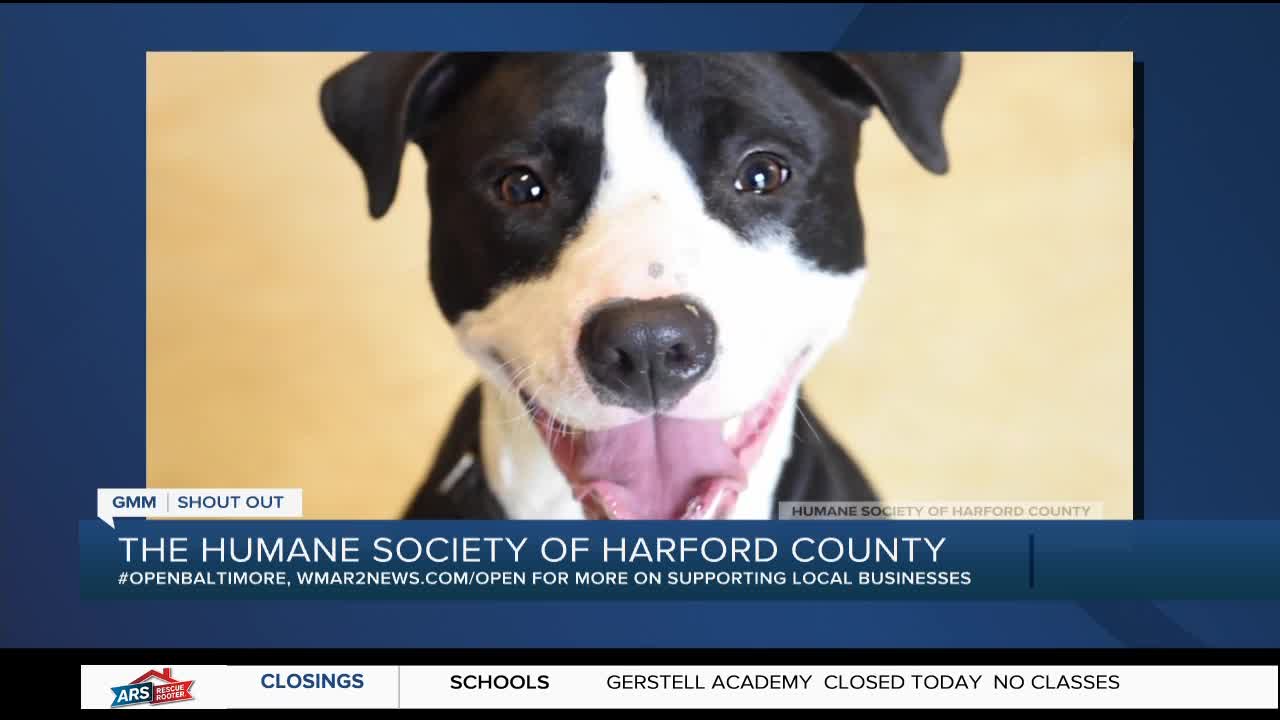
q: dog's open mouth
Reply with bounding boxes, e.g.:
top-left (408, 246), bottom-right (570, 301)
top-left (519, 354), bottom-right (806, 520)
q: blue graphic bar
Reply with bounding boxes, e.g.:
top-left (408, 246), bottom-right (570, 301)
top-left (78, 521), bottom-right (1280, 600)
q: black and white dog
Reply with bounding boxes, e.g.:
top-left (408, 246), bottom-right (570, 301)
top-left (321, 52), bottom-right (961, 520)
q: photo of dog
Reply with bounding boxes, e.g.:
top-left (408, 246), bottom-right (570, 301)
top-left (320, 53), bottom-right (960, 519)
top-left (146, 51), bottom-right (1133, 520)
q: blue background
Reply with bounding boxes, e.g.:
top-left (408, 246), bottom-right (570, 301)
top-left (3, 3), bottom-right (1280, 648)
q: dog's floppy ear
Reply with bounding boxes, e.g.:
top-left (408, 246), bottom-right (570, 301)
top-left (789, 52), bottom-right (962, 174)
top-left (321, 52), bottom-right (473, 219)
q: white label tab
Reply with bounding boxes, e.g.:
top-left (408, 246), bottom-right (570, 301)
top-left (96, 488), bottom-right (303, 527)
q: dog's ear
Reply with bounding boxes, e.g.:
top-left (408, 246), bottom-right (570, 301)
top-left (788, 52), bottom-right (962, 174)
top-left (320, 52), bottom-right (487, 218)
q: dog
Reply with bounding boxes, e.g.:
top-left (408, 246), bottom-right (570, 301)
top-left (320, 52), bottom-right (961, 520)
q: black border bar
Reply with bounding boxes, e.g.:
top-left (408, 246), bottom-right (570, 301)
top-left (42, 647), bottom-right (1280, 665)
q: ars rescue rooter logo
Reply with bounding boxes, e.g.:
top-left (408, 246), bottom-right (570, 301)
top-left (110, 667), bottom-right (196, 708)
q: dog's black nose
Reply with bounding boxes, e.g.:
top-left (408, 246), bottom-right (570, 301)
top-left (578, 296), bottom-right (717, 412)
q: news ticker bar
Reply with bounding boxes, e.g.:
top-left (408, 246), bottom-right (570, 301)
top-left (80, 664), bottom-right (1278, 709)
top-left (81, 520), bottom-right (1280, 599)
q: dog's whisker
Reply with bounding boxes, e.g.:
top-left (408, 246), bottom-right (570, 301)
top-left (502, 361), bottom-right (535, 389)
top-left (541, 390), bottom-right (568, 450)
top-left (794, 402), bottom-right (825, 449)
top-left (489, 352), bottom-right (553, 425)
top-left (503, 367), bottom-right (531, 390)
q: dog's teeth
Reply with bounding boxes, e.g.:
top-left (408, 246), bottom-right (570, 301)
top-left (581, 490), bottom-right (614, 520)
top-left (722, 415), bottom-right (742, 442)
top-left (704, 488), bottom-right (728, 519)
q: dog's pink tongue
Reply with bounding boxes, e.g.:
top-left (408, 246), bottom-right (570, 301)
top-left (560, 416), bottom-right (744, 520)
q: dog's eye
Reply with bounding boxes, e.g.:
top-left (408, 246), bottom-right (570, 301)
top-left (497, 168), bottom-right (546, 206)
top-left (734, 153), bottom-right (790, 194)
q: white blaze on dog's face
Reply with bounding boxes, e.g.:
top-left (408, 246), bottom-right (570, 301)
top-left (320, 51), bottom-right (960, 519)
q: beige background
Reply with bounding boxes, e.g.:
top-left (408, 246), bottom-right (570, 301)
top-left (147, 52), bottom-right (1134, 519)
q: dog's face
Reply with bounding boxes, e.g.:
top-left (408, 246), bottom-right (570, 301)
top-left (322, 52), bottom-right (960, 520)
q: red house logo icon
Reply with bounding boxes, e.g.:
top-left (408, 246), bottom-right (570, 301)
top-left (109, 667), bottom-right (196, 707)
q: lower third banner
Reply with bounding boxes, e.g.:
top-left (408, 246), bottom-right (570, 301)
top-left (78, 520), bottom-right (1280, 600)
